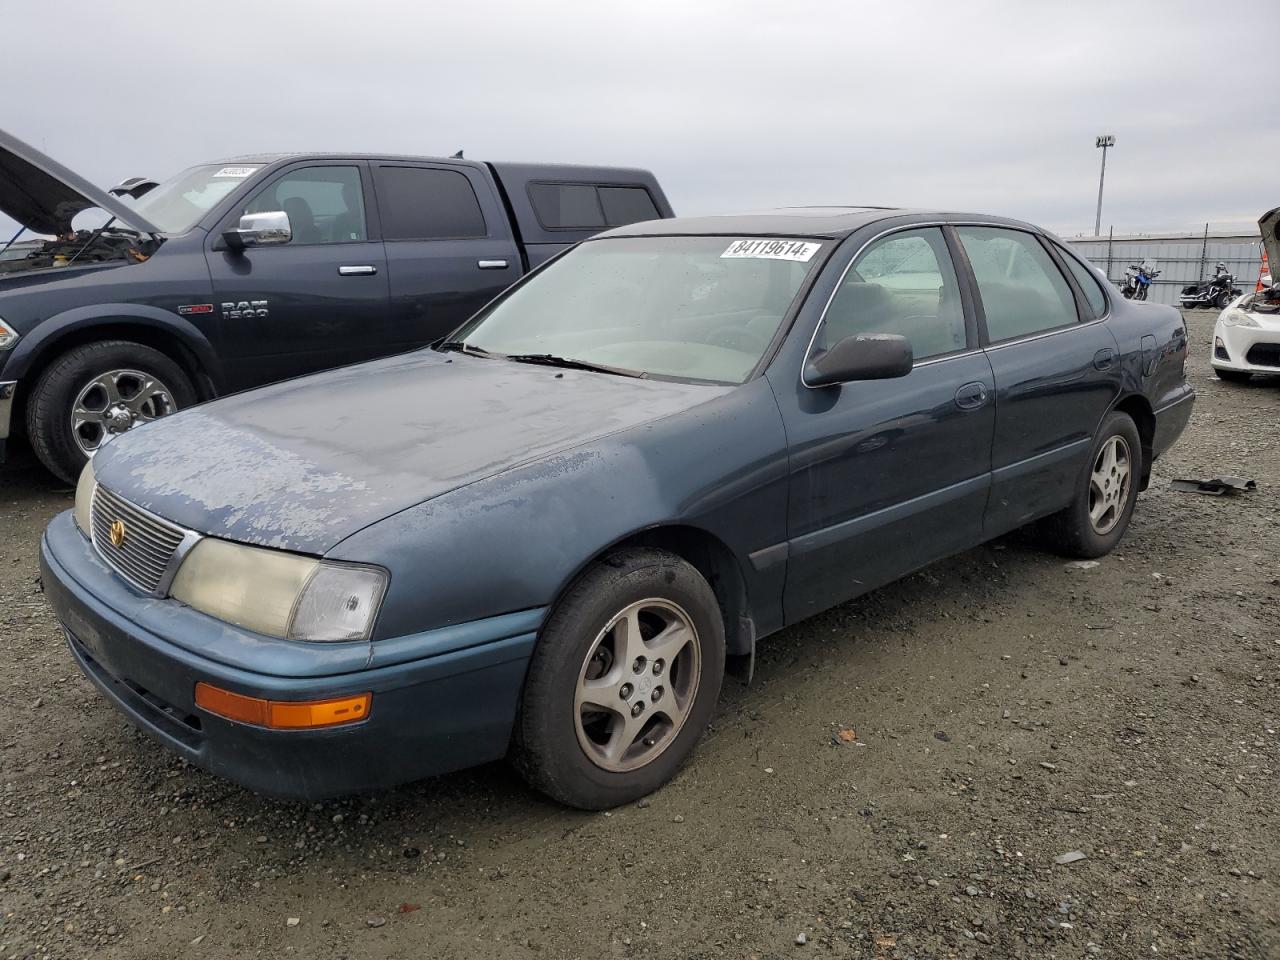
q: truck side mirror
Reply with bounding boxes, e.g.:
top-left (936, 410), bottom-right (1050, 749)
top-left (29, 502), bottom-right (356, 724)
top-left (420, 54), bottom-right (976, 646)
top-left (222, 211), bottom-right (292, 252)
top-left (804, 334), bottom-right (914, 387)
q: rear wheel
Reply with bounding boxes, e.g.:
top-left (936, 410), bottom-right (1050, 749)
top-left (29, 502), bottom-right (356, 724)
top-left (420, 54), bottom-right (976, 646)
top-left (1215, 369), bottom-right (1252, 384)
top-left (513, 548), bottom-right (725, 809)
top-left (1040, 411), bottom-right (1142, 558)
top-left (26, 340), bottom-right (194, 483)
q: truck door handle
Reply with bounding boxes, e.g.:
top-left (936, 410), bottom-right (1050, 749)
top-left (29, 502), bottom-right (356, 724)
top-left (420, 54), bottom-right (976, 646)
top-left (338, 265), bottom-right (377, 276)
top-left (477, 260), bottom-right (509, 270)
top-left (1093, 347), bottom-right (1116, 370)
top-left (954, 381), bottom-right (988, 410)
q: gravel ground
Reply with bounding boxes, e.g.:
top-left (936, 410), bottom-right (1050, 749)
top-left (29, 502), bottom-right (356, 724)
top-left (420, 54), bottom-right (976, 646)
top-left (0, 309), bottom-right (1276, 960)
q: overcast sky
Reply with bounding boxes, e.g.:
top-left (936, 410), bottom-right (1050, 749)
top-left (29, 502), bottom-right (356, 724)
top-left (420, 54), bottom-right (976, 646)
top-left (3, 0), bottom-right (1276, 239)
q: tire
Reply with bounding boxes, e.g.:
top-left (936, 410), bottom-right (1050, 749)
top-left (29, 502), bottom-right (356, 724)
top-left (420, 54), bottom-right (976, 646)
top-left (1039, 411), bottom-right (1142, 559)
top-left (25, 340), bottom-right (195, 484)
top-left (1215, 369), bottom-right (1252, 384)
top-left (512, 548), bottom-right (726, 810)
top-left (1215, 291), bottom-right (1233, 310)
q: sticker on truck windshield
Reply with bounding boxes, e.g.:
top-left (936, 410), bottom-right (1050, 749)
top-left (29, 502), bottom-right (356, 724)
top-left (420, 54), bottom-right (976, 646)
top-left (721, 239), bottom-right (821, 262)
top-left (212, 166), bottom-right (259, 179)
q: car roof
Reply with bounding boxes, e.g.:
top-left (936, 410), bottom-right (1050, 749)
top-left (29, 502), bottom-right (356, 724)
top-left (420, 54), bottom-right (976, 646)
top-left (600, 206), bottom-right (1038, 239)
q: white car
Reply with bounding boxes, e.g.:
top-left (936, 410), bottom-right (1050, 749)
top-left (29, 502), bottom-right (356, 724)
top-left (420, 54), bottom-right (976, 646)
top-left (1211, 206), bottom-right (1280, 383)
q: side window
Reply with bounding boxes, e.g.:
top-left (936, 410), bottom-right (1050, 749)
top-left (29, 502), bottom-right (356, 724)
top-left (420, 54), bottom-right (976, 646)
top-left (1055, 243), bottom-right (1108, 319)
top-left (528, 183), bottom-right (605, 229)
top-left (817, 227), bottom-right (967, 361)
top-left (957, 227), bottom-right (1079, 341)
top-left (242, 166), bottom-right (366, 245)
top-left (375, 167), bottom-right (487, 240)
top-left (599, 187), bottom-right (660, 226)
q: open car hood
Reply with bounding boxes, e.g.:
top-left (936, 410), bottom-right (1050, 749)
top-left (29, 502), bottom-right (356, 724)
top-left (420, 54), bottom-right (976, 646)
top-left (1260, 207), bottom-right (1280, 283)
top-left (0, 128), bottom-right (159, 236)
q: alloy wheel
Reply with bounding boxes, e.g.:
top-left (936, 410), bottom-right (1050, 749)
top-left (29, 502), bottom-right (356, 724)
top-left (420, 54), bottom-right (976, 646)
top-left (574, 598), bottom-right (701, 773)
top-left (71, 369), bottom-right (178, 455)
top-left (1088, 435), bottom-right (1131, 535)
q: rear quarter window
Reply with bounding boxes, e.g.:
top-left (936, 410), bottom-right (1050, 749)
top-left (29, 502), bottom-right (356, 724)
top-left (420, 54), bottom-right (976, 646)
top-left (1055, 243), bottom-right (1109, 318)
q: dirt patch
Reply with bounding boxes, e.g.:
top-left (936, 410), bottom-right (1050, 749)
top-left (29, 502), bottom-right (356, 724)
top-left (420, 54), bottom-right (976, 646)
top-left (0, 310), bottom-right (1276, 959)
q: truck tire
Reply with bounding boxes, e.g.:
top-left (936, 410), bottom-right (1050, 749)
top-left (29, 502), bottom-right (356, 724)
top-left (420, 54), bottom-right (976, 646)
top-left (1038, 411), bottom-right (1142, 559)
top-left (512, 548), bottom-right (725, 809)
top-left (26, 340), bottom-right (195, 484)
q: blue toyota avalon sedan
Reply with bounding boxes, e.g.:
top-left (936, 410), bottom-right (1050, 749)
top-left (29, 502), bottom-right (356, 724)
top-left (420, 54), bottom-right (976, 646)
top-left (41, 208), bottom-right (1193, 809)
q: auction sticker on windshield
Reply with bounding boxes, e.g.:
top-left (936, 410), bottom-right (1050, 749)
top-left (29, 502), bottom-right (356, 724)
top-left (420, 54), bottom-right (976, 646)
top-left (721, 239), bottom-right (821, 262)
top-left (213, 166), bottom-right (259, 179)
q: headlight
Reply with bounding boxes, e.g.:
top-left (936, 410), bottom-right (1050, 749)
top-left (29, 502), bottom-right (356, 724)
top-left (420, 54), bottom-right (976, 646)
top-left (1221, 308), bottom-right (1260, 328)
top-left (0, 318), bottom-right (17, 351)
top-left (169, 538), bottom-right (387, 642)
top-left (74, 461), bottom-right (96, 535)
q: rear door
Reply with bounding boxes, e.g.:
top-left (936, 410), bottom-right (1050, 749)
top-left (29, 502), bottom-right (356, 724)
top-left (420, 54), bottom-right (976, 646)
top-left (954, 225), bottom-right (1121, 535)
top-left (206, 161), bottom-right (390, 390)
top-left (371, 162), bottom-right (520, 345)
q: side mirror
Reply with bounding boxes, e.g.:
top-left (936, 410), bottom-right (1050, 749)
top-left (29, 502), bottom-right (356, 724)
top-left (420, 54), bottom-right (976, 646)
top-left (222, 211), bottom-right (292, 251)
top-left (804, 334), bottom-right (913, 387)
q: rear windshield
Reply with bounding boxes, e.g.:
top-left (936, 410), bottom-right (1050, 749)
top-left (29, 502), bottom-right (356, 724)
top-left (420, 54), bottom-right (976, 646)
top-left (123, 164), bottom-right (260, 234)
top-left (450, 235), bottom-right (826, 384)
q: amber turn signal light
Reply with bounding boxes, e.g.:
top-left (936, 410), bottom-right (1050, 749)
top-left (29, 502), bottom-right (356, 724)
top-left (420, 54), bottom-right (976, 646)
top-left (194, 683), bottom-right (371, 730)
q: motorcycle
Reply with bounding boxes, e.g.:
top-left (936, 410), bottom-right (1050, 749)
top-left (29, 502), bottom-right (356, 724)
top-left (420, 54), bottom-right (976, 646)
top-left (1179, 264), bottom-right (1241, 310)
top-left (1121, 260), bottom-right (1159, 301)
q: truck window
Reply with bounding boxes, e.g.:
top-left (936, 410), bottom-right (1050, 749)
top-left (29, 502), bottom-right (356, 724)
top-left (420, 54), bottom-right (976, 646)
top-left (375, 167), bottom-right (487, 240)
top-left (528, 182), bottom-right (660, 230)
top-left (599, 187), bottom-right (660, 226)
top-left (528, 183), bottom-right (605, 230)
top-left (242, 166), bottom-right (366, 245)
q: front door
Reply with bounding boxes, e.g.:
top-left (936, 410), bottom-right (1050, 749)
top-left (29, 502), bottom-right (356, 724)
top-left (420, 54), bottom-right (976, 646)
top-left (206, 161), bottom-right (390, 391)
top-left (953, 226), bottom-right (1121, 535)
top-left (773, 226), bottom-right (996, 622)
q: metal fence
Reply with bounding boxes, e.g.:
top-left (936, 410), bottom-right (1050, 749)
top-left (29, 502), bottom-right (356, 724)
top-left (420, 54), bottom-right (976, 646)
top-left (1061, 227), bottom-right (1264, 306)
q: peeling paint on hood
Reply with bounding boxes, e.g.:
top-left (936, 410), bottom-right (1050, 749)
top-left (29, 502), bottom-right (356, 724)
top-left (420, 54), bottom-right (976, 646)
top-left (90, 350), bottom-right (730, 555)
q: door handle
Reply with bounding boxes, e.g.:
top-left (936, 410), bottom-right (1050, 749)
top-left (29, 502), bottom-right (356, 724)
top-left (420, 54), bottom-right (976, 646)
top-left (954, 381), bottom-right (988, 410)
top-left (338, 265), bottom-right (377, 276)
top-left (477, 259), bottom-right (509, 270)
top-left (1093, 347), bottom-right (1116, 370)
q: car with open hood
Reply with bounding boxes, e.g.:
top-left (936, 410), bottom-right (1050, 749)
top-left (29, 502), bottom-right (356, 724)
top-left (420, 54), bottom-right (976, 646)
top-left (40, 207), bottom-right (1194, 808)
top-left (0, 129), bottom-right (672, 482)
top-left (1211, 207), bottom-right (1280, 382)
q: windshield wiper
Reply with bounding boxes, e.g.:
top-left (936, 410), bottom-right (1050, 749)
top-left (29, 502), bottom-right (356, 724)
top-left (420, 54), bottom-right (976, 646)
top-left (503, 353), bottom-right (645, 378)
top-left (437, 340), bottom-right (498, 358)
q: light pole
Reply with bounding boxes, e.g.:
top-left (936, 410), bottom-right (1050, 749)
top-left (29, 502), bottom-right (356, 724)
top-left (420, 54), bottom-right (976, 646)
top-left (1094, 134), bottom-right (1115, 236)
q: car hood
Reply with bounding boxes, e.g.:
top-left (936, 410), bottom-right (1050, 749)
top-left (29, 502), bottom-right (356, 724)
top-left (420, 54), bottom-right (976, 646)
top-left (0, 127), bottom-right (160, 236)
top-left (1260, 206), bottom-right (1279, 283)
top-left (92, 350), bottom-right (731, 555)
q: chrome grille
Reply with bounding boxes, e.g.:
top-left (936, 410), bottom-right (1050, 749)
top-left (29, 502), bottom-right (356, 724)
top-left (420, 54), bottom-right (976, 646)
top-left (91, 484), bottom-right (188, 595)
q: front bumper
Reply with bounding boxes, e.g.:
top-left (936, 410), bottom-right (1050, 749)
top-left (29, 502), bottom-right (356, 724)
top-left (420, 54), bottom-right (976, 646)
top-left (40, 511), bottom-right (541, 800)
top-left (0, 380), bottom-right (15, 460)
top-left (1211, 316), bottom-right (1280, 373)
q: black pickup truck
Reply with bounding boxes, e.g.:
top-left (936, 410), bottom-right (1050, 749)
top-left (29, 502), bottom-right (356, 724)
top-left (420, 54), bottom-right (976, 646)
top-left (0, 130), bottom-right (673, 481)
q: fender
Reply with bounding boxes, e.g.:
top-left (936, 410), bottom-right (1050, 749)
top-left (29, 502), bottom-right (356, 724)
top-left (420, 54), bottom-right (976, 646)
top-left (2, 302), bottom-right (224, 390)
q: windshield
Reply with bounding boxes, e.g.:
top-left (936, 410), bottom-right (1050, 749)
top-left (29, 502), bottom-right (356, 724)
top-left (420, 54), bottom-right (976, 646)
top-left (121, 163), bottom-right (261, 234)
top-left (450, 236), bottom-right (826, 383)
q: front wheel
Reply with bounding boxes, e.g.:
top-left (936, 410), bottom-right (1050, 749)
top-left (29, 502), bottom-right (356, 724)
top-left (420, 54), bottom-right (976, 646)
top-left (25, 340), bottom-right (194, 483)
top-left (513, 548), bottom-right (725, 809)
top-left (1039, 411), bottom-right (1142, 559)
top-left (1215, 290), bottom-right (1234, 310)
